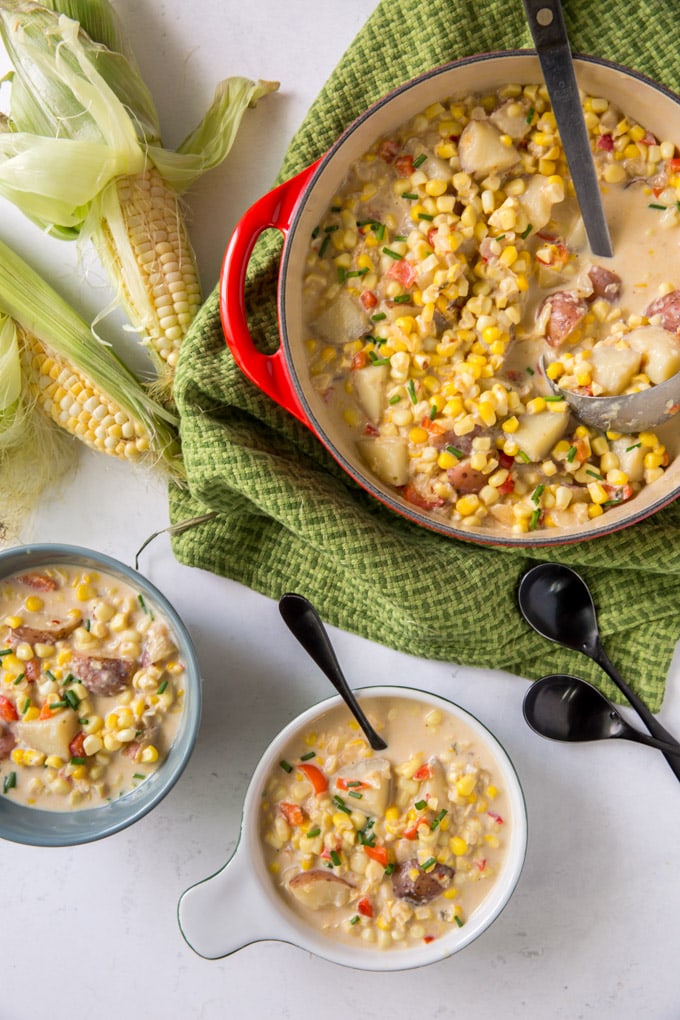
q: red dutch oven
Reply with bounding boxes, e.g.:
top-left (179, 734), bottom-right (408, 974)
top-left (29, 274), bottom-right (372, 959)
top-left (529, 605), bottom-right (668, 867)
top-left (220, 51), bottom-right (680, 546)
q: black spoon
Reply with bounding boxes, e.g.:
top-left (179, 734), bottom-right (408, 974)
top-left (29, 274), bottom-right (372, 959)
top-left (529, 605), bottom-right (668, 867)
top-left (278, 593), bottom-right (387, 751)
top-left (517, 562), bottom-right (680, 782)
top-left (523, 674), bottom-right (680, 755)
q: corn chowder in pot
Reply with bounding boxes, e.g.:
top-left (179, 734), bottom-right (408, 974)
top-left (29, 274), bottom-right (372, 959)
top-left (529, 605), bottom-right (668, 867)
top-left (301, 83), bottom-right (680, 535)
top-left (0, 565), bottom-right (184, 809)
top-left (260, 695), bottom-right (510, 950)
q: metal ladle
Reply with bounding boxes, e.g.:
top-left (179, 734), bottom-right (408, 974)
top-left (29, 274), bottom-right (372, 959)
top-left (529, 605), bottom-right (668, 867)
top-left (517, 562), bottom-right (680, 782)
top-left (543, 356), bottom-right (680, 433)
top-left (278, 593), bottom-right (387, 751)
top-left (523, 673), bottom-right (680, 755)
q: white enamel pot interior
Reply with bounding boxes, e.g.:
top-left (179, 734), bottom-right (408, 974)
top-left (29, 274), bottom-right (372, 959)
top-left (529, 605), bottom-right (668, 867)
top-left (177, 686), bottom-right (527, 972)
top-left (221, 51), bottom-right (680, 547)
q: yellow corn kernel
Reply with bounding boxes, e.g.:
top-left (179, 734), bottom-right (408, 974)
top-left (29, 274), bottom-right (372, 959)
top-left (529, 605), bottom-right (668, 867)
top-left (455, 494), bottom-right (481, 517)
top-left (24, 595), bottom-right (44, 613)
top-left (501, 415), bottom-right (519, 433)
top-left (385, 805), bottom-right (400, 823)
top-left (23, 706), bottom-right (40, 722)
top-left (437, 450), bottom-right (458, 470)
top-left (450, 836), bottom-right (469, 856)
top-left (76, 583), bottom-right (95, 602)
top-left (486, 784), bottom-right (499, 799)
top-left (425, 178), bottom-right (448, 197)
top-left (456, 774), bottom-right (476, 797)
top-left (526, 396), bottom-right (547, 414)
top-left (588, 503), bottom-right (604, 518)
top-left (140, 745), bottom-right (159, 764)
top-left (588, 481), bottom-right (609, 504)
top-left (409, 426), bottom-right (429, 444)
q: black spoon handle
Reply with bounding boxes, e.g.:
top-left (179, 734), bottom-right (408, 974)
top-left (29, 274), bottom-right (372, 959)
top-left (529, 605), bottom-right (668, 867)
top-left (595, 640), bottom-right (680, 781)
top-left (618, 728), bottom-right (680, 756)
top-left (279, 594), bottom-right (387, 752)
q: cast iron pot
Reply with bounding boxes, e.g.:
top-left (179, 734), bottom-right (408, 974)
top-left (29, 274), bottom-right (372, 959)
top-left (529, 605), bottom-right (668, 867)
top-left (220, 51), bottom-right (680, 546)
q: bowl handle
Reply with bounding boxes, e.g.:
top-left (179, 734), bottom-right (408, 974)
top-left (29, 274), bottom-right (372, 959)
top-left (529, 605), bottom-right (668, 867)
top-left (178, 844), bottom-right (290, 959)
top-left (219, 162), bottom-right (322, 427)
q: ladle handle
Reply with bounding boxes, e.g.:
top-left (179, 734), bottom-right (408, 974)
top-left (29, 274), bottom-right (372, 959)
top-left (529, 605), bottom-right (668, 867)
top-left (596, 642), bottom-right (680, 780)
top-left (279, 594), bottom-right (387, 751)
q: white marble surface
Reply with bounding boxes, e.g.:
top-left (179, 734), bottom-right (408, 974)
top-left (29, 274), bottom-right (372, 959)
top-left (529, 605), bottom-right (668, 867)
top-left (2, 2), bottom-right (680, 1017)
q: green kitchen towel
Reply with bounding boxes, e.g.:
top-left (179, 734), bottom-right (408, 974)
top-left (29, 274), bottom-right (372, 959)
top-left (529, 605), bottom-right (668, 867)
top-left (170, 0), bottom-right (680, 712)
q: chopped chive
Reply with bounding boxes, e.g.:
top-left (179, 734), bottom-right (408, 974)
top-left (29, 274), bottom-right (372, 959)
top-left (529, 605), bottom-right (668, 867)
top-left (137, 593), bottom-right (153, 619)
top-left (350, 914), bottom-right (361, 925)
top-left (418, 212), bottom-right (435, 221)
top-left (382, 247), bottom-right (403, 260)
top-left (133, 772), bottom-right (146, 780)
top-left (602, 498), bottom-right (623, 508)
top-left (495, 233), bottom-right (506, 241)
top-left (389, 394), bottom-right (402, 405)
top-left (3, 771), bottom-right (17, 793)
top-left (371, 312), bottom-right (387, 322)
top-left (393, 294), bottom-right (412, 303)
top-left (70, 756), bottom-right (87, 766)
top-left (306, 827), bottom-right (321, 838)
top-left (446, 445), bottom-right (464, 459)
top-left (407, 379), bottom-right (417, 404)
top-left (454, 914), bottom-right (464, 927)
top-left (544, 394), bottom-right (565, 403)
top-left (415, 799), bottom-right (427, 810)
top-left (279, 759), bottom-right (293, 773)
top-left (586, 469), bottom-right (603, 480)
top-left (531, 484), bottom-right (545, 504)
top-left (337, 267), bottom-right (347, 284)
top-left (345, 268), bottom-right (369, 278)
top-left (348, 790), bottom-right (363, 799)
top-left (0, 648), bottom-right (12, 657)
top-left (20, 697), bottom-right (30, 714)
top-left (375, 222), bottom-right (386, 241)
top-left (384, 862), bottom-right (395, 875)
top-left (300, 750), bottom-right (316, 761)
top-left (517, 449), bottom-right (531, 464)
top-left (333, 795), bottom-right (352, 814)
top-left (368, 352), bottom-right (390, 366)
top-left (626, 442), bottom-right (641, 451)
top-left (413, 153), bottom-right (427, 168)
top-left (324, 224), bottom-right (339, 233)
top-left (431, 809), bottom-right (448, 831)
top-left (520, 222), bottom-right (533, 239)
top-left (529, 508), bottom-right (541, 530)
top-left (330, 850), bottom-right (342, 867)
top-left (157, 679), bottom-right (168, 695)
top-left (525, 366), bottom-right (535, 375)
top-left (84, 619), bottom-right (91, 632)
top-left (311, 225), bottom-right (320, 239)
top-left (526, 106), bottom-right (535, 124)
top-left (567, 445), bottom-right (577, 463)
top-left (49, 700), bottom-right (69, 709)
top-left (345, 780), bottom-right (363, 787)
top-left (429, 404), bottom-right (437, 421)
top-left (648, 202), bottom-right (667, 210)
top-left (421, 857), bottom-right (437, 871)
top-left (401, 191), bottom-right (418, 200)
top-left (319, 235), bottom-right (330, 257)
top-left (78, 718), bottom-right (89, 726)
top-left (64, 690), bottom-right (80, 710)
top-left (330, 204), bottom-right (342, 213)
top-left (13, 674), bottom-right (24, 685)
top-left (394, 235), bottom-right (407, 242)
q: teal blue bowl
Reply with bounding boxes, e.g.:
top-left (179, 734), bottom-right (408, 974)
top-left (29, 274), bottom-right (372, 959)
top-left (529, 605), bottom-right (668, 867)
top-left (0, 544), bottom-right (202, 846)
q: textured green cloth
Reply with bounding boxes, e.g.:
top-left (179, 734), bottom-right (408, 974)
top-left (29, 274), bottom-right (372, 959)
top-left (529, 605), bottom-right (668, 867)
top-left (170, 0), bottom-right (680, 712)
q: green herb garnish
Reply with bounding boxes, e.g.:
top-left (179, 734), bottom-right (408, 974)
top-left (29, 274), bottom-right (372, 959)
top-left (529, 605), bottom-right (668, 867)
top-left (279, 759), bottom-right (293, 773)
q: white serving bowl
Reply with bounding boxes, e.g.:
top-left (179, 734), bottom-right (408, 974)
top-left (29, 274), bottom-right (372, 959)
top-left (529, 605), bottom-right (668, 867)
top-left (220, 51), bottom-right (680, 546)
top-left (0, 543), bottom-right (202, 847)
top-left (178, 686), bottom-right (527, 971)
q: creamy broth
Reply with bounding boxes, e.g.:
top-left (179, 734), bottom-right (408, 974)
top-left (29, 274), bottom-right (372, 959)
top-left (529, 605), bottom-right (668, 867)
top-left (260, 696), bottom-right (510, 951)
top-left (0, 565), bottom-right (184, 810)
top-left (301, 84), bottom-right (680, 535)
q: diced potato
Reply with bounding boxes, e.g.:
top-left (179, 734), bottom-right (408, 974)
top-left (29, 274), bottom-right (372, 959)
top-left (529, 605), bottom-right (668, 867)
top-left (590, 344), bottom-right (642, 394)
top-left (335, 757), bottom-right (392, 817)
top-left (288, 870), bottom-right (353, 910)
top-left (353, 363), bottom-right (389, 422)
top-left (611, 437), bottom-right (645, 482)
top-left (458, 120), bottom-right (520, 178)
top-left (626, 326), bottom-right (680, 383)
top-left (357, 435), bottom-right (409, 486)
top-left (417, 756), bottom-right (448, 811)
top-left (512, 409), bottom-right (570, 462)
top-left (312, 291), bottom-right (369, 344)
top-left (14, 708), bottom-right (79, 759)
top-left (518, 174), bottom-right (565, 232)
top-left (489, 98), bottom-right (533, 139)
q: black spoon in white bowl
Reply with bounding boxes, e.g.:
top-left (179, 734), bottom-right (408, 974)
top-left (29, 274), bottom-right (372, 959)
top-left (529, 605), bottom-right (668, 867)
top-left (279, 593), bottom-right (387, 751)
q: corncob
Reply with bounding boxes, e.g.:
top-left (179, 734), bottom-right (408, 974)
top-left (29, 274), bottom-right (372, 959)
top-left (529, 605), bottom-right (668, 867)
top-left (0, 236), bottom-right (183, 475)
top-left (0, 0), bottom-right (278, 395)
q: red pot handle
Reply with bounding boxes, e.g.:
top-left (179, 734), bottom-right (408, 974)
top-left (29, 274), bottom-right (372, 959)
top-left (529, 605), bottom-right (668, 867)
top-left (219, 161), bottom-right (321, 427)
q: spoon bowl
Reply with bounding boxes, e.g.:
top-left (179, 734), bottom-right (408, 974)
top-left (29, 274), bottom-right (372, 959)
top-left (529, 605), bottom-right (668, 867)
top-left (523, 673), bottom-right (680, 753)
top-left (543, 356), bottom-right (680, 433)
top-left (278, 593), bottom-right (387, 751)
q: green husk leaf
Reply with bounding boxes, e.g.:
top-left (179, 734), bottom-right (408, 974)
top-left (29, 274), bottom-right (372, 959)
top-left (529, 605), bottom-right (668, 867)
top-left (0, 312), bottom-right (78, 545)
top-left (0, 237), bottom-right (183, 475)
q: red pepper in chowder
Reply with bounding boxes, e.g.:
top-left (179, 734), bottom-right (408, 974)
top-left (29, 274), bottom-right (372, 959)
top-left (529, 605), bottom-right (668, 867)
top-left (301, 83), bottom-right (678, 536)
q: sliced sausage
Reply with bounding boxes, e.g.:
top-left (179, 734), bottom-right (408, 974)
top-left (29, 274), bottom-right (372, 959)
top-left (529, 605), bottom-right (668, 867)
top-left (391, 859), bottom-right (455, 904)
top-left (8, 619), bottom-right (81, 647)
top-left (15, 573), bottom-right (59, 592)
top-left (71, 652), bottom-right (135, 696)
top-left (645, 290), bottom-right (680, 333)
top-left (587, 265), bottom-right (622, 302)
top-left (0, 726), bottom-right (16, 760)
top-left (541, 291), bottom-right (588, 347)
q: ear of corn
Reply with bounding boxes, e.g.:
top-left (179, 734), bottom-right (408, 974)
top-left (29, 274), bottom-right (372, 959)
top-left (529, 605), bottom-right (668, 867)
top-left (0, 0), bottom-right (278, 395)
top-left (0, 236), bottom-right (183, 475)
